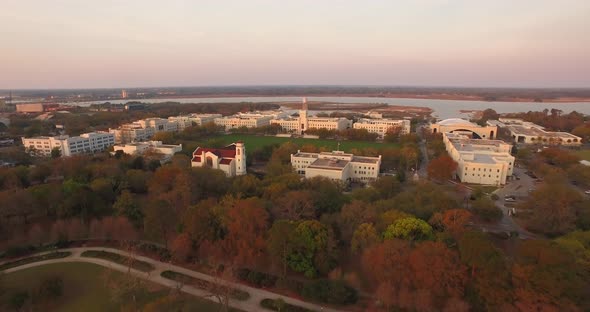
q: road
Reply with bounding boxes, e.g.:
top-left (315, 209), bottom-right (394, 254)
top-left (417, 125), bottom-right (430, 178)
top-left (480, 167), bottom-right (539, 239)
top-left (2, 247), bottom-right (343, 312)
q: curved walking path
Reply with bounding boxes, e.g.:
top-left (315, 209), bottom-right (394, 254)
top-left (2, 247), bottom-right (343, 312)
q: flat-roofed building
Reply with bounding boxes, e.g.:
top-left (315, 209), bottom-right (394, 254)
top-left (113, 141), bottom-right (182, 162)
top-left (431, 118), bottom-right (497, 139)
top-left (353, 118), bottom-right (411, 137)
top-left (493, 118), bottom-right (582, 146)
top-left (214, 113), bottom-right (274, 130)
top-left (291, 150), bottom-right (381, 183)
top-left (109, 117), bottom-right (182, 144)
top-left (16, 103), bottom-right (60, 113)
top-left (443, 132), bottom-right (514, 185)
top-left (22, 131), bottom-right (115, 157)
top-left (187, 113), bottom-right (222, 126)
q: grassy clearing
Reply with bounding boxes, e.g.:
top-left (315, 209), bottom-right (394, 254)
top-left (260, 298), bottom-right (315, 312)
top-left (218, 134), bottom-right (399, 152)
top-left (161, 270), bottom-right (250, 301)
top-left (80, 250), bottom-right (154, 272)
top-left (0, 251), bottom-right (71, 271)
top-left (1, 262), bottom-right (234, 312)
top-left (575, 149), bottom-right (590, 161)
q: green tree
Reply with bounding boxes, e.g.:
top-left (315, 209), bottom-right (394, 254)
top-left (351, 223), bottom-right (379, 254)
top-left (50, 147), bottom-right (61, 158)
top-left (143, 199), bottom-right (177, 247)
top-left (113, 191), bottom-right (143, 227)
top-left (288, 220), bottom-right (335, 278)
top-left (267, 220), bottom-right (297, 277)
top-left (383, 217), bottom-right (434, 241)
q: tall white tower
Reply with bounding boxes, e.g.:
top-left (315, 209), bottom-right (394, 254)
top-left (299, 97), bottom-right (309, 134)
top-left (235, 141), bottom-right (246, 176)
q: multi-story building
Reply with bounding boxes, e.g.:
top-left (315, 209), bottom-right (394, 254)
top-left (443, 132), bottom-right (514, 185)
top-left (214, 113), bottom-right (274, 130)
top-left (187, 113), bottom-right (222, 126)
top-left (112, 141), bottom-right (182, 162)
top-left (492, 118), bottom-right (582, 146)
top-left (291, 150), bottom-right (381, 184)
top-left (353, 118), bottom-right (411, 137)
top-left (430, 118), bottom-right (497, 139)
top-left (271, 98), bottom-right (351, 134)
top-left (191, 142), bottom-right (246, 177)
top-left (109, 117), bottom-right (181, 144)
top-left (16, 103), bottom-right (60, 113)
top-left (22, 132), bottom-right (115, 157)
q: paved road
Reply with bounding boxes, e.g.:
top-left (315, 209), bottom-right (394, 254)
top-left (417, 125), bottom-right (430, 178)
top-left (481, 167), bottom-right (539, 239)
top-left (2, 247), bottom-right (343, 312)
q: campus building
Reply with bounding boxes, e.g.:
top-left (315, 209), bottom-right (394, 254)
top-left (270, 98), bottom-right (351, 134)
top-left (353, 118), bottom-right (411, 138)
top-left (430, 118), bottom-right (497, 139)
top-left (112, 141), bottom-right (182, 162)
top-left (214, 113), bottom-right (275, 130)
top-left (491, 118), bottom-right (582, 146)
top-left (191, 142), bottom-right (246, 177)
top-left (22, 132), bottom-right (115, 157)
top-left (290, 150), bottom-right (381, 184)
top-left (443, 132), bottom-right (514, 185)
top-left (109, 117), bottom-right (185, 144)
top-left (16, 103), bottom-right (60, 113)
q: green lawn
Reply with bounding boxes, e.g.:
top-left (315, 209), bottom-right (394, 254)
top-left (575, 149), bottom-right (590, 161)
top-left (217, 134), bottom-right (399, 152)
top-left (1, 262), bottom-right (235, 312)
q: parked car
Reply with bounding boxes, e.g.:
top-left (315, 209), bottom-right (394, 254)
top-left (505, 195), bottom-right (517, 202)
top-left (585, 190), bottom-right (590, 195)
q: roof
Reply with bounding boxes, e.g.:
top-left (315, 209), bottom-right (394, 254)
top-left (220, 158), bottom-right (233, 165)
top-left (308, 158), bottom-right (349, 171)
top-left (437, 118), bottom-right (477, 127)
top-left (193, 146), bottom-right (236, 159)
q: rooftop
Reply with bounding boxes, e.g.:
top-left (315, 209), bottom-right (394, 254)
top-left (437, 118), bottom-right (477, 127)
top-left (308, 158), bottom-right (349, 171)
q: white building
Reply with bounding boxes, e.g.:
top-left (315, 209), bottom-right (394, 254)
top-left (112, 141), bottom-right (182, 162)
top-left (22, 131), bottom-right (115, 157)
top-left (431, 118), bottom-right (497, 139)
top-left (353, 118), bottom-right (411, 138)
top-left (191, 142), bottom-right (246, 177)
top-left (493, 118), bottom-right (582, 146)
top-left (443, 132), bottom-right (515, 185)
top-left (109, 117), bottom-right (184, 144)
top-left (271, 98), bottom-right (351, 134)
top-left (188, 113), bottom-right (222, 126)
top-left (214, 113), bottom-right (274, 130)
top-left (291, 150), bottom-right (381, 184)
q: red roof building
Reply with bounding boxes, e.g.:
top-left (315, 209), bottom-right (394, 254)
top-left (191, 142), bottom-right (246, 177)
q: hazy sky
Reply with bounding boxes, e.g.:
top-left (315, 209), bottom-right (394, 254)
top-left (2, 0), bottom-right (589, 89)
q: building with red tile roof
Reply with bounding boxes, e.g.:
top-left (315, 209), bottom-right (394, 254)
top-left (191, 142), bottom-right (246, 176)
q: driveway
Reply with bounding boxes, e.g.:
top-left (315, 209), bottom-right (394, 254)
top-left (3, 247), bottom-right (344, 312)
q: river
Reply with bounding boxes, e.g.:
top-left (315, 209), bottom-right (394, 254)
top-left (69, 96), bottom-right (590, 119)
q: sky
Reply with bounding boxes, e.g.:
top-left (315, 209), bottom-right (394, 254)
top-left (1, 0), bottom-right (590, 89)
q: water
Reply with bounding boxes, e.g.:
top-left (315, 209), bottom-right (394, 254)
top-left (68, 96), bottom-right (590, 119)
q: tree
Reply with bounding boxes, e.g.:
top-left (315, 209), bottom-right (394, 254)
top-left (272, 190), bottom-right (316, 220)
top-left (371, 175), bottom-right (402, 199)
top-left (143, 200), bottom-right (177, 247)
top-left (427, 155), bottom-right (458, 182)
top-left (471, 197), bottom-right (502, 222)
top-left (220, 197), bottom-right (269, 268)
top-left (383, 217), bottom-right (434, 241)
top-left (524, 182), bottom-right (582, 236)
top-left (441, 209), bottom-right (473, 237)
top-left (267, 220), bottom-right (297, 277)
top-left (171, 233), bottom-right (192, 262)
top-left (183, 199), bottom-right (224, 247)
top-left (288, 220), bottom-right (336, 278)
top-left (113, 191), bottom-right (143, 227)
top-left (336, 201), bottom-right (377, 242)
top-left (351, 223), bottom-right (379, 254)
top-left (50, 147), bottom-right (61, 158)
top-left (384, 126), bottom-right (403, 143)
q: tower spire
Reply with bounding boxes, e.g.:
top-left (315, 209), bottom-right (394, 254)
top-left (302, 97), bottom-right (308, 111)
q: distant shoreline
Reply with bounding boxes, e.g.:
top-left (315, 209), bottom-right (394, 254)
top-left (123, 93), bottom-right (590, 104)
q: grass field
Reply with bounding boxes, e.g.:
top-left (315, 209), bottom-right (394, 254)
top-left (1, 262), bottom-right (233, 312)
top-left (217, 134), bottom-right (399, 153)
top-left (575, 149), bottom-right (590, 161)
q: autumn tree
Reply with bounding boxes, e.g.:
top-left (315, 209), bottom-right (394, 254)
top-left (143, 200), bottom-right (177, 247)
top-left (383, 217), bottom-right (434, 241)
top-left (183, 199), bottom-right (224, 247)
top-left (336, 201), bottom-right (377, 242)
top-left (219, 197), bottom-right (269, 268)
top-left (272, 190), bottom-right (316, 220)
top-left (267, 220), bottom-right (297, 277)
top-left (441, 209), bottom-right (473, 237)
top-left (351, 223), bottom-right (379, 254)
top-left (170, 233), bottom-right (192, 262)
top-left (427, 155), bottom-right (458, 182)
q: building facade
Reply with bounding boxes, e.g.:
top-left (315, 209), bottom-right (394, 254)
top-left (214, 113), bottom-right (274, 130)
top-left (431, 118), bottom-right (497, 139)
top-left (353, 118), bottom-right (411, 137)
top-left (191, 142), bottom-right (246, 177)
top-left (291, 150), bottom-right (381, 183)
top-left (113, 141), bottom-right (182, 162)
top-left (443, 132), bottom-right (514, 185)
top-left (271, 98), bottom-right (351, 134)
top-left (22, 132), bottom-right (115, 157)
top-left (493, 118), bottom-right (582, 146)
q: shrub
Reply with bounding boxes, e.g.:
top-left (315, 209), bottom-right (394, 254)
top-left (260, 298), bottom-right (314, 312)
top-left (300, 279), bottom-right (357, 305)
top-left (235, 268), bottom-right (278, 288)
